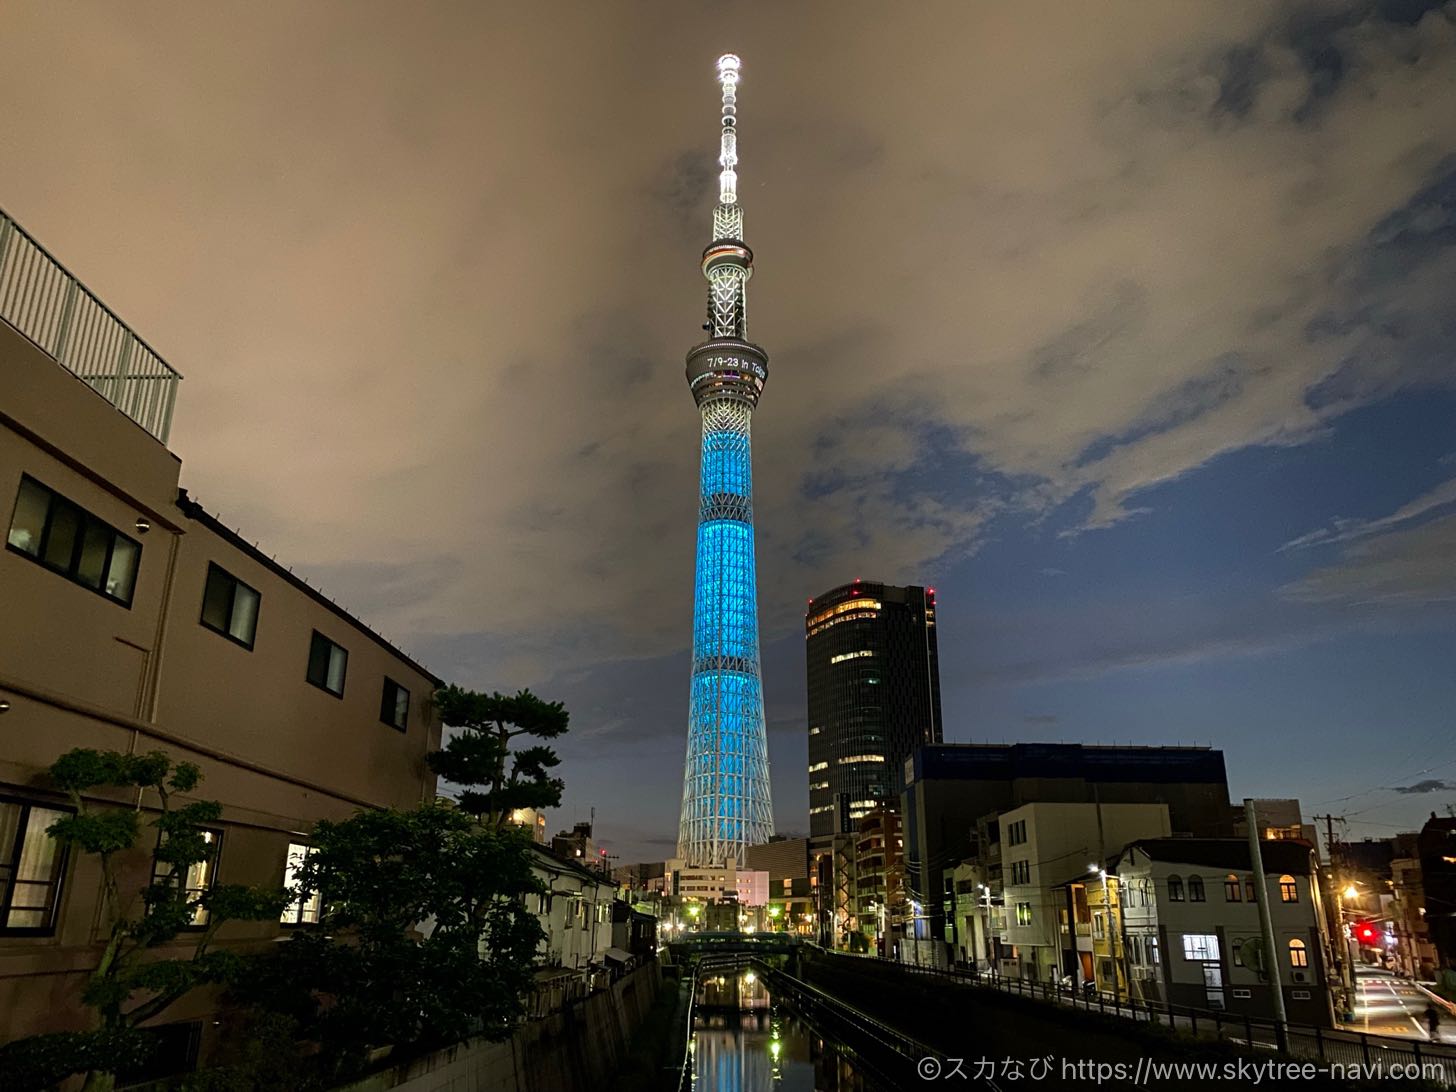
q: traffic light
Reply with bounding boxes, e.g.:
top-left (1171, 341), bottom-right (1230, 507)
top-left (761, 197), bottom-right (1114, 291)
top-left (1354, 922), bottom-right (1380, 946)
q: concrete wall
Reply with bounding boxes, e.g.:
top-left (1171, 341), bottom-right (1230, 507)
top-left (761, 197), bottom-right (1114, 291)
top-left (0, 318), bottom-right (441, 1060)
top-left (339, 962), bottom-right (662, 1092)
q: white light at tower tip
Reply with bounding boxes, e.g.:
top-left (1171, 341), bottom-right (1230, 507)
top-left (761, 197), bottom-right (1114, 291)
top-left (717, 54), bottom-right (740, 206)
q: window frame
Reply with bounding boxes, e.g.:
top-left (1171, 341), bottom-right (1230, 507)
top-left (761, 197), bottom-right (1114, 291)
top-left (1167, 875), bottom-right (1184, 902)
top-left (1181, 933), bottom-right (1219, 961)
top-left (0, 794), bottom-right (74, 936)
top-left (1224, 874), bottom-right (1242, 902)
top-left (149, 827), bottom-right (222, 930)
top-left (198, 562), bottom-right (261, 650)
top-left (305, 631), bottom-right (349, 698)
top-left (279, 841), bottom-right (322, 927)
top-left (1187, 875), bottom-right (1206, 902)
top-left (380, 677), bottom-right (410, 732)
top-left (1288, 938), bottom-right (1308, 968)
top-left (1279, 874), bottom-right (1299, 903)
top-left (6, 475), bottom-right (141, 607)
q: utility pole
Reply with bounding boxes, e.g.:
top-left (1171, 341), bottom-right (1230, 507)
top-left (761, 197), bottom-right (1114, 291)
top-left (1246, 799), bottom-right (1289, 1050)
top-left (1313, 813), bottom-right (1354, 1019)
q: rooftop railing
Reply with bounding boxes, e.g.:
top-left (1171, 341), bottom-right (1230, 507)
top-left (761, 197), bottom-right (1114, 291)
top-left (0, 208), bottom-right (180, 445)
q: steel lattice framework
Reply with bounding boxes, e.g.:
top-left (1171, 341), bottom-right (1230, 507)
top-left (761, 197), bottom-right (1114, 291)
top-left (676, 54), bottom-right (774, 866)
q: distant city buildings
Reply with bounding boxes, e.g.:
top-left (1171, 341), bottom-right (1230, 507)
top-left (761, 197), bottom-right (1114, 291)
top-left (901, 742), bottom-right (1233, 961)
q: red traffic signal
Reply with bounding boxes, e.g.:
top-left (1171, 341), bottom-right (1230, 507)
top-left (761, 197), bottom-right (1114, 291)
top-left (1354, 922), bottom-right (1380, 946)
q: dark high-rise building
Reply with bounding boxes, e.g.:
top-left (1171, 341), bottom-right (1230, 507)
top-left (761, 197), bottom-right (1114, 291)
top-left (805, 581), bottom-right (943, 837)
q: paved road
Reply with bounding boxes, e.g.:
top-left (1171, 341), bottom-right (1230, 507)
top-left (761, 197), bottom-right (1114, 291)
top-left (1343, 968), bottom-right (1455, 1043)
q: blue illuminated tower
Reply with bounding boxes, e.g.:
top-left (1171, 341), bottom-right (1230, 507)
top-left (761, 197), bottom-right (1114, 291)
top-left (676, 54), bottom-right (774, 867)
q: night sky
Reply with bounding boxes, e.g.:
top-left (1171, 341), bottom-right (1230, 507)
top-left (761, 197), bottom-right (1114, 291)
top-left (4, 2), bottom-right (1455, 865)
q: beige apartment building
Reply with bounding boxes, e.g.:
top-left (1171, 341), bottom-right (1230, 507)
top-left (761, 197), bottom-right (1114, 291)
top-left (996, 800), bottom-right (1172, 983)
top-left (0, 210), bottom-right (442, 1074)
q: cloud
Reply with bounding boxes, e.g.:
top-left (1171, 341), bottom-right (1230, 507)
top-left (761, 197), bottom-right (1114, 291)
top-left (2, 0), bottom-right (1455, 692)
top-left (1281, 510), bottom-right (1456, 606)
top-left (1279, 475), bottom-right (1456, 552)
top-left (1392, 779), bottom-right (1454, 794)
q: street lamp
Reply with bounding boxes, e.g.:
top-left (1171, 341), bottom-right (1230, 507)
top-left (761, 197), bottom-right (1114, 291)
top-left (1088, 864), bottom-right (1121, 1003)
top-left (978, 883), bottom-right (994, 976)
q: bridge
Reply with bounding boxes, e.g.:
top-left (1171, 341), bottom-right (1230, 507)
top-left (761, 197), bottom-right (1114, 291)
top-left (665, 930), bottom-right (802, 957)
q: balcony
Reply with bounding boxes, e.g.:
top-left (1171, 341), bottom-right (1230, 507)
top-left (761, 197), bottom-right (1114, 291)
top-left (1, 208), bottom-right (180, 444)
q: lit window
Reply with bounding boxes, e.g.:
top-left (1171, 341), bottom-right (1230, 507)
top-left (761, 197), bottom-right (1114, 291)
top-left (808, 761), bottom-right (828, 773)
top-left (1279, 875), bottom-right (1298, 903)
top-left (0, 797), bottom-right (71, 933)
top-left (1224, 874), bottom-right (1242, 902)
top-left (1181, 933), bottom-right (1219, 961)
top-left (380, 678), bottom-right (410, 731)
top-left (1288, 939), bottom-right (1308, 968)
top-left (839, 755), bottom-right (885, 765)
top-left (1016, 902), bottom-right (1032, 926)
top-left (809, 726), bottom-right (822, 736)
top-left (306, 632), bottom-right (348, 697)
top-left (200, 563), bottom-right (260, 649)
top-left (810, 781), bottom-right (829, 791)
top-left (806, 600), bottom-right (883, 627)
top-left (829, 650), bottom-right (874, 665)
top-left (7, 475), bottom-right (140, 605)
top-left (280, 842), bottom-right (321, 925)
top-left (151, 829), bottom-right (220, 927)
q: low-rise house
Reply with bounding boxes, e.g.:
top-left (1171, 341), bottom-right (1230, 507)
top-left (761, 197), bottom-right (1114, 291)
top-left (1115, 838), bottom-right (1333, 1026)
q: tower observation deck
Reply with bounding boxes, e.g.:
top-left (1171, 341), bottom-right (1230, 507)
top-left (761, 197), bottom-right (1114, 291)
top-left (676, 54), bottom-right (774, 867)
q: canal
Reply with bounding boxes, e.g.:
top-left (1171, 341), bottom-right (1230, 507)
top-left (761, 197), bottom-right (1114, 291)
top-left (688, 965), bottom-right (886, 1091)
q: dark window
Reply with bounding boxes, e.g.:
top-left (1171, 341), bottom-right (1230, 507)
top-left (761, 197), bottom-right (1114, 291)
top-left (150, 829), bottom-right (221, 928)
top-left (1232, 939), bottom-right (1244, 966)
top-left (116, 1021), bottom-right (202, 1085)
top-left (306, 632), bottom-right (348, 697)
top-left (1246, 878), bottom-right (1257, 902)
top-left (6, 476), bottom-right (140, 605)
top-left (1167, 875), bottom-right (1184, 902)
top-left (199, 564), bottom-right (261, 649)
top-left (0, 796), bottom-right (71, 933)
top-left (1224, 874), bottom-right (1242, 901)
top-left (1188, 875), bottom-right (1205, 902)
top-left (380, 678), bottom-right (410, 731)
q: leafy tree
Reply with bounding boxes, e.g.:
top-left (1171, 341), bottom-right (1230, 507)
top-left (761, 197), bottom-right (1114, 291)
top-left (236, 804), bottom-right (545, 1083)
top-left (427, 687), bottom-right (568, 827)
top-left (0, 749), bottom-right (283, 1092)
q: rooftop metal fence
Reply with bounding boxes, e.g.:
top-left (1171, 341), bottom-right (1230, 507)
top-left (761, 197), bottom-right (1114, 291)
top-left (0, 208), bottom-right (180, 444)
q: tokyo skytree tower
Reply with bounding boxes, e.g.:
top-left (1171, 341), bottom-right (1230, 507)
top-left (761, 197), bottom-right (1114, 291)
top-left (676, 54), bottom-right (774, 866)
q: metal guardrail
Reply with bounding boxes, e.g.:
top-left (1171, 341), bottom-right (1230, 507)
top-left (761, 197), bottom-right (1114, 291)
top-left (0, 207), bottom-right (180, 444)
top-left (831, 950), bottom-right (1456, 1085)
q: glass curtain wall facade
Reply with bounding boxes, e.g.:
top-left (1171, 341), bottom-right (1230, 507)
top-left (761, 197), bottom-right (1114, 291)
top-left (805, 581), bottom-right (943, 837)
